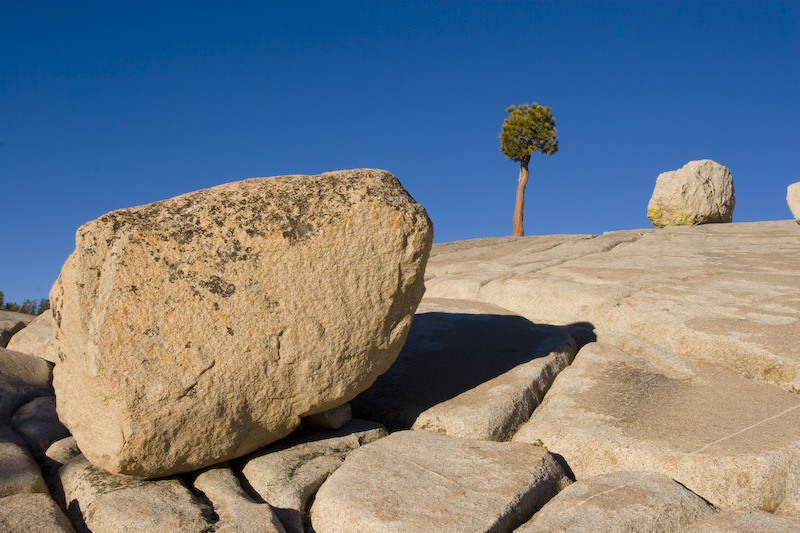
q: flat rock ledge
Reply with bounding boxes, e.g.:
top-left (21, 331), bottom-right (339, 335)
top-left (310, 430), bottom-right (571, 533)
top-left (425, 220), bottom-right (800, 393)
top-left (513, 342), bottom-right (800, 514)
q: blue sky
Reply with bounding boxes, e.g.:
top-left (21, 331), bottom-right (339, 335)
top-left (2, 1), bottom-right (798, 305)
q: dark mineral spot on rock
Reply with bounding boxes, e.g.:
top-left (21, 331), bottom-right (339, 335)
top-left (200, 276), bottom-right (236, 298)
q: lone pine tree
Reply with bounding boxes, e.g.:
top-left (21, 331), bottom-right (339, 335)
top-left (499, 103), bottom-right (558, 236)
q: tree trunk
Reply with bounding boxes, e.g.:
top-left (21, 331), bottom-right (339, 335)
top-left (513, 160), bottom-right (529, 236)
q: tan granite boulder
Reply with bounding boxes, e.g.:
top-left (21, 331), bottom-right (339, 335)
top-left (0, 347), bottom-right (53, 421)
top-left (0, 425), bottom-right (49, 498)
top-left (50, 169), bottom-right (432, 478)
top-left (647, 159), bottom-right (735, 227)
top-left (241, 419), bottom-right (387, 533)
top-left (310, 430), bottom-right (571, 533)
top-left (0, 493), bottom-right (75, 533)
top-left (513, 342), bottom-right (800, 514)
top-left (7, 309), bottom-right (58, 363)
top-left (193, 463), bottom-right (287, 533)
top-left (59, 455), bottom-right (212, 532)
top-left (0, 310), bottom-right (34, 348)
top-left (788, 182), bottom-right (800, 224)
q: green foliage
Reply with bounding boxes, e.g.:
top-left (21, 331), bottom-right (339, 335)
top-left (499, 103), bottom-right (558, 164)
top-left (0, 291), bottom-right (50, 315)
top-left (19, 299), bottom-right (37, 315)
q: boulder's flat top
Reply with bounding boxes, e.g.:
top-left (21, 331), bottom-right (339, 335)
top-left (426, 220), bottom-right (800, 392)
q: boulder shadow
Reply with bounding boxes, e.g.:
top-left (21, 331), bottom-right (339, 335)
top-left (351, 312), bottom-right (595, 431)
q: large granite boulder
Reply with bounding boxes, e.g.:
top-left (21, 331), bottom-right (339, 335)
top-left (7, 309), bottom-right (58, 363)
top-left (647, 159), bottom-right (735, 227)
top-left (50, 169), bottom-right (432, 478)
top-left (788, 182), bottom-right (800, 224)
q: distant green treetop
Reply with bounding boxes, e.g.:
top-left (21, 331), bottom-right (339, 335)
top-left (499, 103), bottom-right (558, 236)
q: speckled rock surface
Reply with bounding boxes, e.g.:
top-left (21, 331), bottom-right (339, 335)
top-left (50, 169), bottom-right (432, 477)
top-left (0, 347), bottom-right (53, 421)
top-left (0, 310), bottom-right (35, 348)
top-left (7, 309), bottom-right (58, 363)
top-left (310, 430), bottom-right (571, 533)
top-left (788, 182), bottom-right (800, 224)
top-left (513, 342), bottom-right (800, 514)
top-left (515, 470), bottom-right (715, 532)
top-left (424, 221), bottom-right (800, 393)
top-left (647, 159), bottom-right (735, 227)
top-left (0, 492), bottom-right (75, 533)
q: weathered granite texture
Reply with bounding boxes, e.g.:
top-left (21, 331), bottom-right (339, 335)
top-left (50, 169), bottom-right (432, 477)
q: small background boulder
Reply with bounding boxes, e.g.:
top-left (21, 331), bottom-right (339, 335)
top-left (788, 182), bottom-right (800, 224)
top-left (647, 159), bottom-right (735, 227)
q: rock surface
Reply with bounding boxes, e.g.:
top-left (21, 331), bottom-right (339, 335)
top-left (352, 298), bottom-right (578, 437)
top-left (241, 419), bottom-right (387, 533)
top-left (425, 221), bottom-right (800, 392)
top-left (310, 430), bottom-right (571, 533)
top-left (0, 310), bottom-right (35, 348)
top-left (0, 492), bottom-right (75, 533)
top-left (59, 455), bottom-right (212, 532)
top-left (684, 509), bottom-right (800, 532)
top-left (516, 470), bottom-right (716, 532)
top-left (4, 219), bottom-right (799, 530)
top-left (50, 169), bottom-right (432, 477)
top-left (302, 403), bottom-right (352, 430)
top-left (0, 347), bottom-right (53, 421)
top-left (513, 342), bottom-right (800, 514)
top-left (0, 425), bottom-right (49, 498)
top-left (788, 182), bottom-right (800, 224)
top-left (193, 463), bottom-right (287, 533)
top-left (647, 159), bottom-right (735, 227)
top-left (7, 309), bottom-right (58, 363)
top-left (12, 397), bottom-right (70, 460)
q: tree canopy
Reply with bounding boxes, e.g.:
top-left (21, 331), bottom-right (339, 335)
top-left (499, 103), bottom-right (558, 163)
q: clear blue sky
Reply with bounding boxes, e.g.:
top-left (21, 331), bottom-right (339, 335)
top-left (2, 1), bottom-right (798, 305)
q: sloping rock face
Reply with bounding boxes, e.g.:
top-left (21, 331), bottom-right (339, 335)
top-left (310, 430), bottom-right (571, 533)
top-left (425, 221), bottom-right (800, 393)
top-left (788, 182), bottom-right (800, 224)
top-left (0, 310), bottom-right (35, 348)
top-left (0, 347), bottom-right (53, 421)
top-left (351, 298), bottom-right (577, 437)
top-left (647, 159), bottom-right (735, 227)
top-left (7, 309), bottom-right (58, 363)
top-left (517, 470), bottom-right (716, 532)
top-left (50, 169), bottom-right (432, 477)
top-left (513, 342), bottom-right (800, 514)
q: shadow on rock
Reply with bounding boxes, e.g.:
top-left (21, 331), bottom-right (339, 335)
top-left (351, 312), bottom-right (595, 430)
